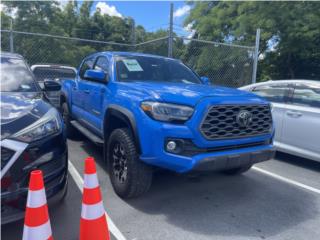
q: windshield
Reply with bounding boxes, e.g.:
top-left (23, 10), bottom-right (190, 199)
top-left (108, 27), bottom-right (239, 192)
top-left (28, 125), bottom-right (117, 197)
top-left (33, 67), bottom-right (76, 82)
top-left (116, 55), bottom-right (201, 84)
top-left (0, 56), bottom-right (38, 92)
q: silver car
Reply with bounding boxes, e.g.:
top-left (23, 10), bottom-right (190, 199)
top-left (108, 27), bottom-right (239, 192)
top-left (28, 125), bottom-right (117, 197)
top-left (240, 80), bottom-right (320, 162)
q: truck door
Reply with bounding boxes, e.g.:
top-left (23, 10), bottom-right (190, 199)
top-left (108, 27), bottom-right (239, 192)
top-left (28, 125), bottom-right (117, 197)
top-left (83, 56), bottom-right (110, 135)
top-left (72, 57), bottom-right (95, 121)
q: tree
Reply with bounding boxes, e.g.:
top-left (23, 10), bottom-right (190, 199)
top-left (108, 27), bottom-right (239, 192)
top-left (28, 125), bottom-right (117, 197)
top-left (0, 1), bottom-right (151, 66)
top-left (185, 1), bottom-right (320, 81)
top-left (136, 29), bottom-right (169, 56)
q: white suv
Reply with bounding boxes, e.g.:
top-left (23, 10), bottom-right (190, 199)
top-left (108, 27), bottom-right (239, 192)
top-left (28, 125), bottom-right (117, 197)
top-left (240, 80), bottom-right (320, 162)
top-left (31, 64), bottom-right (77, 108)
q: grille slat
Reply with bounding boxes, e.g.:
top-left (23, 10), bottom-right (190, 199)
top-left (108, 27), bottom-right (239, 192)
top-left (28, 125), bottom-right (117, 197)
top-left (200, 104), bottom-right (272, 140)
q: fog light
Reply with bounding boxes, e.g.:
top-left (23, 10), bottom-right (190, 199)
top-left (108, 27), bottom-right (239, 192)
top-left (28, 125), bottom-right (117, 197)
top-left (166, 141), bottom-right (177, 152)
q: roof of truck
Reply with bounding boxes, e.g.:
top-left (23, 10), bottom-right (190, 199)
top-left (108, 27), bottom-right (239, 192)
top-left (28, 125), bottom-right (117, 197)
top-left (86, 51), bottom-right (175, 60)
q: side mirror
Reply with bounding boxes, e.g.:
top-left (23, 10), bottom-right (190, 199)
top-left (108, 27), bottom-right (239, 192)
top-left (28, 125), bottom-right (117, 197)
top-left (43, 79), bottom-right (61, 91)
top-left (200, 76), bottom-right (210, 85)
top-left (84, 69), bottom-right (107, 83)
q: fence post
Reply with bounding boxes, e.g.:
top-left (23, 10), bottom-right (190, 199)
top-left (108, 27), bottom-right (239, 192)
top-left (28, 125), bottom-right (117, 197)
top-left (252, 28), bottom-right (260, 84)
top-left (10, 18), bottom-right (14, 53)
top-left (168, 3), bottom-right (173, 58)
top-left (131, 19), bottom-right (136, 45)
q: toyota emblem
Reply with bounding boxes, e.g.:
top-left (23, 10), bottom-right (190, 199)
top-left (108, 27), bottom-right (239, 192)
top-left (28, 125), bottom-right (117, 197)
top-left (236, 110), bottom-right (252, 127)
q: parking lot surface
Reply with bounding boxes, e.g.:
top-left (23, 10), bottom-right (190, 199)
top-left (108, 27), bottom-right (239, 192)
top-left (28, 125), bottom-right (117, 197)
top-left (2, 135), bottom-right (320, 240)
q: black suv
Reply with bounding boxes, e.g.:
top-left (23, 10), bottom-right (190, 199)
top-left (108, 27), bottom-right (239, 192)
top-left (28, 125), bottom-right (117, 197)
top-left (0, 52), bottom-right (68, 224)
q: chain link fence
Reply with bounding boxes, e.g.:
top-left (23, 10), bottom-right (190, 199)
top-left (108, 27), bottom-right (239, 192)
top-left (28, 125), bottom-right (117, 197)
top-left (1, 31), bottom-right (10, 52)
top-left (135, 37), bottom-right (169, 57)
top-left (174, 37), bottom-right (256, 87)
top-left (1, 30), bottom-right (257, 88)
top-left (0, 30), bottom-right (133, 67)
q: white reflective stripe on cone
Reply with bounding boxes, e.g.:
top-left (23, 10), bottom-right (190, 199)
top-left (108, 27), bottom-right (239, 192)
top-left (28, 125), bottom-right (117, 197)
top-left (84, 174), bottom-right (99, 189)
top-left (26, 189), bottom-right (47, 208)
top-left (81, 201), bottom-right (105, 220)
top-left (22, 220), bottom-right (52, 240)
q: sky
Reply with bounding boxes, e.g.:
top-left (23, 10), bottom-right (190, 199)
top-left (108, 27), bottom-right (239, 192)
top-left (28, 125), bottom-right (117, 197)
top-left (0, 1), bottom-right (194, 38)
top-left (65, 1), bottom-right (193, 37)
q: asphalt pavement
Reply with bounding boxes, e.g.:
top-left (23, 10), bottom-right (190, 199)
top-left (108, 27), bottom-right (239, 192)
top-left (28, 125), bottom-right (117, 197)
top-left (2, 135), bottom-right (320, 240)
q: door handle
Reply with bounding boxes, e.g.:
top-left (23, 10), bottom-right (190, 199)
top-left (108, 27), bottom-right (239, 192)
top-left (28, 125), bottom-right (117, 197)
top-left (84, 89), bottom-right (90, 94)
top-left (286, 110), bottom-right (302, 117)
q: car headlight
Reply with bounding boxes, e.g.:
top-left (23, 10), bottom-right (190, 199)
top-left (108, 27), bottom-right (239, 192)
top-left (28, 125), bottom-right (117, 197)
top-left (11, 108), bottom-right (61, 143)
top-left (141, 101), bottom-right (194, 122)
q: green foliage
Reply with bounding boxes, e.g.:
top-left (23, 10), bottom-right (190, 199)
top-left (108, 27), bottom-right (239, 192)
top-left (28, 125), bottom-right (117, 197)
top-left (2, 1), bottom-right (317, 84)
top-left (186, 1), bottom-right (320, 81)
top-left (0, 0), bottom-right (167, 66)
top-left (136, 29), bottom-right (169, 57)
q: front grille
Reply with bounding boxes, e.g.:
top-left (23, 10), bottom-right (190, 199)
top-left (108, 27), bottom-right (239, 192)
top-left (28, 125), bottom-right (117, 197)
top-left (1, 147), bottom-right (15, 170)
top-left (200, 104), bottom-right (272, 140)
top-left (181, 139), bottom-right (269, 157)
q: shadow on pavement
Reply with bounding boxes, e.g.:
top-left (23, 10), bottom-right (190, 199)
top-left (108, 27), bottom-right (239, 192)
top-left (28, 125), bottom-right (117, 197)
top-left (275, 152), bottom-right (320, 172)
top-left (126, 170), bottom-right (318, 239)
top-left (70, 136), bottom-right (319, 239)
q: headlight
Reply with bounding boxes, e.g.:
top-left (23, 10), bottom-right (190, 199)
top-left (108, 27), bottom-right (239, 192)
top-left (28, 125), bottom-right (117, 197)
top-left (11, 109), bottom-right (61, 143)
top-left (141, 101), bottom-right (194, 122)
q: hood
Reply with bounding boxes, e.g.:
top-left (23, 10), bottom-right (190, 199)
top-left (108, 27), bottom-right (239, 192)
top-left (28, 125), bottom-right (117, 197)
top-left (123, 81), bottom-right (266, 106)
top-left (1, 92), bottom-right (51, 139)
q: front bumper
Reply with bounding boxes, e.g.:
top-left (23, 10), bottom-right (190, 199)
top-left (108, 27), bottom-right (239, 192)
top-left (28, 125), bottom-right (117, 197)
top-left (141, 142), bottom-right (275, 172)
top-left (138, 112), bottom-right (274, 173)
top-left (1, 132), bottom-right (68, 225)
top-left (1, 166), bottom-right (68, 225)
top-left (193, 146), bottom-right (275, 171)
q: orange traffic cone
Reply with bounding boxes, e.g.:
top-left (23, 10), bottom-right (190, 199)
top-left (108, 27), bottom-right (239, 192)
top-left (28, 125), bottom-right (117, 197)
top-left (22, 170), bottom-right (53, 240)
top-left (80, 157), bottom-right (110, 240)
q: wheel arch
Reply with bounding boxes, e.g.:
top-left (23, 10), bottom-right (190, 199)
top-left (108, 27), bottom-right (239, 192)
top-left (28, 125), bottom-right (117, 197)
top-left (103, 104), bottom-right (141, 154)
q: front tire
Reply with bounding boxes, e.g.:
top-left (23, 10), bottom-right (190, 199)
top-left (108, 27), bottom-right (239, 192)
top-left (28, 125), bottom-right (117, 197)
top-left (108, 128), bottom-right (153, 198)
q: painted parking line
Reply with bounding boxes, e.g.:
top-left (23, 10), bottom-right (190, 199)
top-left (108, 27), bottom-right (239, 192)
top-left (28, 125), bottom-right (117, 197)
top-left (68, 160), bottom-right (127, 240)
top-left (252, 166), bottom-right (320, 195)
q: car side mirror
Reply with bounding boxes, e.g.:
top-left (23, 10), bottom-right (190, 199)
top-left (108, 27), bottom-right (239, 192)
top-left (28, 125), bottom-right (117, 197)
top-left (43, 79), bottom-right (61, 91)
top-left (84, 69), bottom-right (107, 83)
top-left (200, 76), bottom-right (210, 85)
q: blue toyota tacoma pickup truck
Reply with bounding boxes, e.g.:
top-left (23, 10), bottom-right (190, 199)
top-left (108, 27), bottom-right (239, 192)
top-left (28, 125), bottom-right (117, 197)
top-left (61, 52), bottom-right (275, 198)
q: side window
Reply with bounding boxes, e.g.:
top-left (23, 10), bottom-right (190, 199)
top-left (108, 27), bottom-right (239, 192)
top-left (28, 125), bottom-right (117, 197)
top-left (94, 56), bottom-right (109, 73)
top-left (252, 84), bottom-right (289, 103)
top-left (291, 84), bottom-right (320, 108)
top-left (79, 57), bottom-right (94, 78)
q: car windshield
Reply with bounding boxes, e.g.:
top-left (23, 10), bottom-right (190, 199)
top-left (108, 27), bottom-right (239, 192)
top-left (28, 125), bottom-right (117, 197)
top-left (0, 56), bottom-right (38, 92)
top-left (115, 55), bottom-right (201, 84)
top-left (33, 67), bottom-right (76, 82)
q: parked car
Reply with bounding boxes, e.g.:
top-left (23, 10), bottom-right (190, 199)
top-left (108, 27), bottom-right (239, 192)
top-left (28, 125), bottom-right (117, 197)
top-left (240, 80), bottom-right (320, 162)
top-left (31, 64), bottom-right (77, 109)
top-left (61, 52), bottom-right (275, 198)
top-left (0, 52), bottom-right (68, 224)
